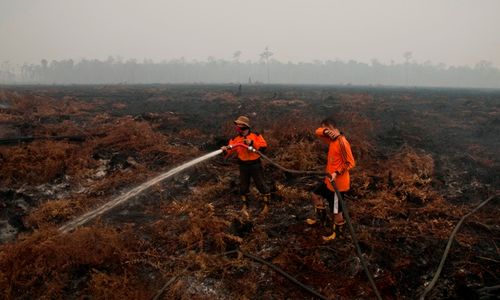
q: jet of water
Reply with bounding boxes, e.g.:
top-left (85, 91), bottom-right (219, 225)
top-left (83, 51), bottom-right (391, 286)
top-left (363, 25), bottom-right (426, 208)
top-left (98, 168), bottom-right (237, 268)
top-left (59, 149), bottom-right (223, 233)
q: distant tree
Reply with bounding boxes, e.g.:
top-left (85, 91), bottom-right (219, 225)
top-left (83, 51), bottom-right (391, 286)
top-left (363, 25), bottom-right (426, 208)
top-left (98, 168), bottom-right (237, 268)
top-left (403, 51), bottom-right (412, 86)
top-left (207, 56), bottom-right (216, 64)
top-left (233, 50), bottom-right (242, 62)
top-left (260, 46), bottom-right (273, 83)
top-left (1, 61), bottom-right (15, 83)
top-left (475, 60), bottom-right (493, 69)
top-left (21, 64), bottom-right (31, 82)
top-left (371, 59), bottom-right (384, 84)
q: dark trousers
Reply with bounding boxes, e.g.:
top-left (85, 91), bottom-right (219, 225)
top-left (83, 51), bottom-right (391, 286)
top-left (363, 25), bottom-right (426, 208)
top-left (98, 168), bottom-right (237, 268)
top-left (313, 182), bottom-right (345, 213)
top-left (239, 162), bottom-right (269, 195)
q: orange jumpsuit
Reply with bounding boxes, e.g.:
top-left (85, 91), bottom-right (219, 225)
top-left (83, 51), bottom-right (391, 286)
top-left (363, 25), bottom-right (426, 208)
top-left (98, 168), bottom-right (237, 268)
top-left (315, 128), bottom-right (355, 192)
top-left (225, 131), bottom-right (269, 195)
top-left (227, 132), bottom-right (267, 164)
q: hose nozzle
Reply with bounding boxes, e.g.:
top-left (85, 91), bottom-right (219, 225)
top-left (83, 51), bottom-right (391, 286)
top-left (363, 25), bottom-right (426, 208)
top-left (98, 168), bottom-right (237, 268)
top-left (247, 146), bottom-right (256, 152)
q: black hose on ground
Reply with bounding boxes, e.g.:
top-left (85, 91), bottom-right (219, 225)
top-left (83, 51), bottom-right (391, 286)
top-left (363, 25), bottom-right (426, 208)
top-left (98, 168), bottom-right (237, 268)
top-left (229, 250), bottom-right (329, 300)
top-left (152, 250), bottom-right (328, 300)
top-left (151, 251), bottom-right (239, 300)
top-left (331, 180), bottom-right (383, 300)
top-left (152, 146), bottom-right (496, 299)
top-left (258, 148), bottom-right (499, 299)
top-left (151, 269), bottom-right (187, 300)
top-left (419, 193), bottom-right (499, 300)
top-left (256, 149), bottom-right (383, 299)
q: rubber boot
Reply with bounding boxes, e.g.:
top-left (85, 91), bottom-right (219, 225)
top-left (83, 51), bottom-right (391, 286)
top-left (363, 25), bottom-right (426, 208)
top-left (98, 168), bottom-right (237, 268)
top-left (306, 204), bottom-right (327, 226)
top-left (322, 215), bottom-right (345, 241)
top-left (260, 193), bottom-right (271, 216)
top-left (322, 224), bottom-right (337, 241)
top-left (240, 194), bottom-right (250, 219)
top-left (335, 217), bottom-right (346, 238)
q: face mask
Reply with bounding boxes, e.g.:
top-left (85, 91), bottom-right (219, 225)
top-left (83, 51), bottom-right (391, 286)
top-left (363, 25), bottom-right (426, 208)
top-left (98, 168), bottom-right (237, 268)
top-left (235, 126), bottom-right (248, 133)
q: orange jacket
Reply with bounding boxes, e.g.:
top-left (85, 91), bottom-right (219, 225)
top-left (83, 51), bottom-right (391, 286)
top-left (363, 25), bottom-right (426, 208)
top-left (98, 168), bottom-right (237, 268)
top-left (226, 132), bottom-right (267, 164)
top-left (316, 127), bottom-right (355, 192)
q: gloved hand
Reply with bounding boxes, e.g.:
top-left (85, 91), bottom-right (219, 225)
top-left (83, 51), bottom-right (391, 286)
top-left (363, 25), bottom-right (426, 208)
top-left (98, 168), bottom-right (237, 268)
top-left (330, 172), bottom-right (337, 182)
top-left (324, 128), bottom-right (340, 140)
top-left (221, 145), bottom-right (232, 151)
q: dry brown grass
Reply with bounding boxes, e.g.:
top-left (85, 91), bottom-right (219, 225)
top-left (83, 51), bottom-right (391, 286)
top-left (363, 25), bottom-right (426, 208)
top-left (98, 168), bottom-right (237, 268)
top-left (0, 140), bottom-right (79, 185)
top-left (161, 182), bottom-right (242, 252)
top-left (203, 91), bottom-right (238, 104)
top-left (0, 89), bottom-right (496, 299)
top-left (0, 115), bottom-right (198, 186)
top-left (7, 92), bottom-right (96, 119)
top-left (24, 198), bottom-right (86, 229)
top-left (353, 144), bottom-right (439, 221)
top-left (0, 226), bottom-right (152, 299)
top-left (87, 271), bottom-right (151, 300)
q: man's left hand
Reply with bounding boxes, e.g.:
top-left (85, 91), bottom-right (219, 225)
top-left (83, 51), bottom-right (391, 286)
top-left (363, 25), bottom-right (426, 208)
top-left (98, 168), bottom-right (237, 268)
top-left (330, 172), bottom-right (337, 182)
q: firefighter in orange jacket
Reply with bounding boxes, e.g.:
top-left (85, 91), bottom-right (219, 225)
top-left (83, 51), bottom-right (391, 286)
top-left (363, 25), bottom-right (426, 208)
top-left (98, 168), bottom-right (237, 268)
top-left (307, 117), bottom-right (356, 241)
top-left (221, 116), bottom-right (271, 216)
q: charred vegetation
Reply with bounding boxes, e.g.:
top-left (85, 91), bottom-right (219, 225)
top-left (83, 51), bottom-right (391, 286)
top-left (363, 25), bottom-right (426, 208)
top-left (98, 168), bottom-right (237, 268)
top-left (0, 85), bottom-right (498, 299)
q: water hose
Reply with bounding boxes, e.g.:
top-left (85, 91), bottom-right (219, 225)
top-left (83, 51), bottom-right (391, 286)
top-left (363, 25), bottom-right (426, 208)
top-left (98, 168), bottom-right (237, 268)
top-left (419, 193), bottom-right (499, 300)
top-left (229, 143), bottom-right (382, 299)
top-left (331, 180), bottom-right (383, 300)
top-left (230, 250), bottom-right (329, 300)
top-left (244, 141), bottom-right (496, 299)
top-left (226, 143), bottom-right (325, 176)
top-left (152, 250), bottom-right (328, 300)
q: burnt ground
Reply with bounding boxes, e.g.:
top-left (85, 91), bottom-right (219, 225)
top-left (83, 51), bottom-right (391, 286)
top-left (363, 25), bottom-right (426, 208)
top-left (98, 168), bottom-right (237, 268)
top-left (0, 84), bottom-right (498, 299)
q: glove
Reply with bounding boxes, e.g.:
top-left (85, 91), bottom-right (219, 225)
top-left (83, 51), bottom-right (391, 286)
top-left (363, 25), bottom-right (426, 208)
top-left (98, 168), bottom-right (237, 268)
top-left (324, 128), bottom-right (340, 140)
top-left (330, 172), bottom-right (338, 182)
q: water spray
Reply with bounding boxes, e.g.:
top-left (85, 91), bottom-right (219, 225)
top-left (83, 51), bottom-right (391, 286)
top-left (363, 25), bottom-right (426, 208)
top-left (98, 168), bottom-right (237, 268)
top-left (59, 149), bottom-right (223, 233)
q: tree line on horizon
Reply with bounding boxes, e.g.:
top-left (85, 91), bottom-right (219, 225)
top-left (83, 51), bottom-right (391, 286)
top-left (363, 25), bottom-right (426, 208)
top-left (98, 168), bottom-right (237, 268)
top-left (0, 56), bottom-right (499, 88)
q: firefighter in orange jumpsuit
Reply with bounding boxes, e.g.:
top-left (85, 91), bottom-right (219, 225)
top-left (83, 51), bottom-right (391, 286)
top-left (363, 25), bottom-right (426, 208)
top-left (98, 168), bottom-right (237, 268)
top-left (307, 117), bottom-right (355, 241)
top-left (221, 116), bottom-right (271, 216)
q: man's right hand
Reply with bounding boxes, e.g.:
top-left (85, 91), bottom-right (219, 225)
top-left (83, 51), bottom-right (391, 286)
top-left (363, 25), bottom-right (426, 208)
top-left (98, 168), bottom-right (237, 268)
top-left (324, 128), bottom-right (340, 139)
top-left (221, 146), bottom-right (229, 151)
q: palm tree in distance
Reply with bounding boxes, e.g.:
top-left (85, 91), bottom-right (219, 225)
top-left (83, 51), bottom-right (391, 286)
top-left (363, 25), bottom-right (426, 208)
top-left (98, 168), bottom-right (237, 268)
top-left (260, 46), bottom-right (273, 84)
top-left (403, 51), bottom-right (412, 86)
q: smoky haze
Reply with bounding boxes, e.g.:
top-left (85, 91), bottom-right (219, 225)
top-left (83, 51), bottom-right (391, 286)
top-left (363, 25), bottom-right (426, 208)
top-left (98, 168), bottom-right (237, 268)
top-left (1, 0), bottom-right (499, 87)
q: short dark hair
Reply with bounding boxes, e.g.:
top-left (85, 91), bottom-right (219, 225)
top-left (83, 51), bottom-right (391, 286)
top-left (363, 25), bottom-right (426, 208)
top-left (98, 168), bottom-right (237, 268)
top-left (321, 117), bottom-right (336, 127)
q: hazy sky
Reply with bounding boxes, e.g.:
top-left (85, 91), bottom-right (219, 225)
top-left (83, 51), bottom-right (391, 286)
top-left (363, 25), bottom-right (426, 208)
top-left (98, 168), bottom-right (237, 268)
top-left (1, 0), bottom-right (499, 67)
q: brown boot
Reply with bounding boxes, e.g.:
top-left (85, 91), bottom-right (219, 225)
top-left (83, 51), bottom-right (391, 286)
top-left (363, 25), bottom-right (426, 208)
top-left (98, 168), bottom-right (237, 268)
top-left (306, 204), bottom-right (327, 226)
top-left (322, 224), bottom-right (337, 241)
top-left (240, 194), bottom-right (250, 219)
top-left (260, 193), bottom-right (271, 216)
top-left (334, 218), bottom-right (346, 238)
top-left (322, 216), bottom-right (345, 241)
